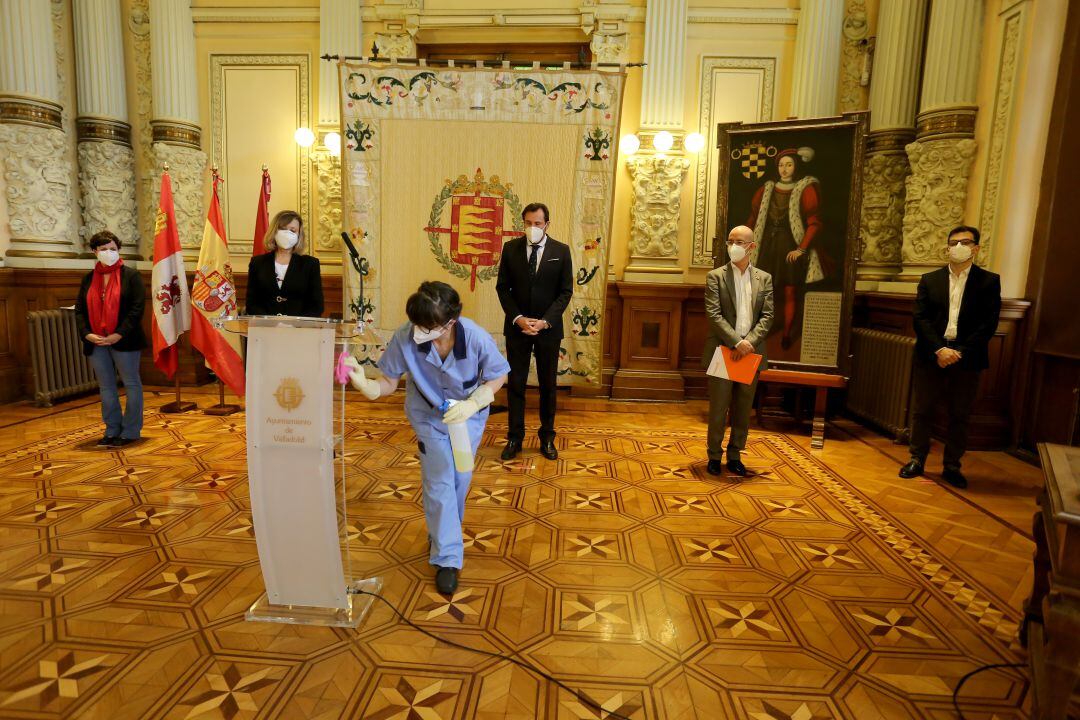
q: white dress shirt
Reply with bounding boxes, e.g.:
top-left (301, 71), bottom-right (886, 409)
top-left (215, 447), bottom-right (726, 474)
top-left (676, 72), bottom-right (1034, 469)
top-left (732, 263), bottom-right (754, 339)
top-left (274, 261), bottom-right (289, 289)
top-left (512, 235), bottom-right (547, 325)
top-left (944, 265), bottom-right (970, 341)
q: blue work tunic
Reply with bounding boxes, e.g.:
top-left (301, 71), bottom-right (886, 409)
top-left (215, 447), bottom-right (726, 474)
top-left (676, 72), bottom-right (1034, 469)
top-left (377, 317), bottom-right (510, 569)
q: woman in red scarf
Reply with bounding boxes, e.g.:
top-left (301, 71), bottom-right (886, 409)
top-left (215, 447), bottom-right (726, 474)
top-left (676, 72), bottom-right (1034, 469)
top-left (74, 231), bottom-right (148, 447)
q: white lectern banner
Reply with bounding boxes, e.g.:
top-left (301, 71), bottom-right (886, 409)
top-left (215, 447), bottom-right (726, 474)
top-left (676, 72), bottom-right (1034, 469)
top-left (246, 324), bottom-right (345, 609)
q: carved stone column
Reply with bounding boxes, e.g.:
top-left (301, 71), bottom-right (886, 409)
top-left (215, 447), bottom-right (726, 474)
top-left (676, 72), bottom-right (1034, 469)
top-left (789, 0), bottom-right (845, 118)
top-left (0, 0), bottom-right (80, 260)
top-left (623, 155), bottom-right (690, 282)
top-left (900, 0), bottom-right (983, 281)
top-left (149, 0), bottom-right (205, 259)
top-left (316, 0), bottom-right (362, 264)
top-left (624, 0), bottom-right (688, 283)
top-left (73, 0), bottom-right (139, 258)
top-left (857, 0), bottom-right (927, 282)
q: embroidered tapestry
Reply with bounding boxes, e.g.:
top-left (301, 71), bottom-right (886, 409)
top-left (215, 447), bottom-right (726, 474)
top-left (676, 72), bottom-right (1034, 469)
top-left (338, 62), bottom-right (626, 386)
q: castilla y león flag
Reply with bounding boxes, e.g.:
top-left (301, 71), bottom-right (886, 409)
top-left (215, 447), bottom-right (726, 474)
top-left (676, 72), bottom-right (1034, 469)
top-left (151, 170), bottom-right (192, 379)
top-left (191, 174), bottom-right (245, 396)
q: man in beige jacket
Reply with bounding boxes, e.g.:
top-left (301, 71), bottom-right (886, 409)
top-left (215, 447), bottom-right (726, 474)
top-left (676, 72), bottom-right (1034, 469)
top-left (702, 225), bottom-right (774, 477)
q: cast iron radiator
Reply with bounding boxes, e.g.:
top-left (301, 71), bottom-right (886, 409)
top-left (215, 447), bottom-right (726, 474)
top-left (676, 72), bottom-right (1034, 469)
top-left (27, 309), bottom-right (97, 407)
top-left (847, 328), bottom-right (916, 442)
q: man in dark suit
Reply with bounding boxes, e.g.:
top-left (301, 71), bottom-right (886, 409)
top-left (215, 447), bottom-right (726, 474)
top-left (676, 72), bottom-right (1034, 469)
top-left (703, 225), bottom-right (774, 477)
top-left (900, 225), bottom-right (1002, 489)
top-left (496, 202), bottom-right (574, 461)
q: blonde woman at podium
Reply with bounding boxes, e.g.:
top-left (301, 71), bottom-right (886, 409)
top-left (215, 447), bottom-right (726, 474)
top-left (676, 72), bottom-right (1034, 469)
top-left (245, 210), bottom-right (325, 317)
top-left (343, 281), bottom-right (509, 595)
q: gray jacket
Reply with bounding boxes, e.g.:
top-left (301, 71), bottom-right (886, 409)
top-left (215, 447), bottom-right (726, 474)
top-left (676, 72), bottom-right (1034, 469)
top-left (701, 263), bottom-right (774, 369)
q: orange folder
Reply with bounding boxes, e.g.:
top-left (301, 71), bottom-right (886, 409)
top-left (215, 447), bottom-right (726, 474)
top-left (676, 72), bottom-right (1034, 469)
top-left (706, 345), bottom-right (762, 385)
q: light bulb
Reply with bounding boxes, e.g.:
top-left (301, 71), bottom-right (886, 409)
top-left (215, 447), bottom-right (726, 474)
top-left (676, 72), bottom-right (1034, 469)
top-left (685, 132), bottom-right (705, 153)
top-left (653, 131), bottom-right (674, 152)
top-left (294, 127), bottom-right (315, 148)
top-left (324, 131), bottom-right (341, 156)
top-left (620, 134), bottom-right (640, 155)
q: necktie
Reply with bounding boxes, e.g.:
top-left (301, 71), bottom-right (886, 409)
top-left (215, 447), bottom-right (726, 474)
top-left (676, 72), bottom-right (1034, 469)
top-left (528, 243), bottom-right (539, 278)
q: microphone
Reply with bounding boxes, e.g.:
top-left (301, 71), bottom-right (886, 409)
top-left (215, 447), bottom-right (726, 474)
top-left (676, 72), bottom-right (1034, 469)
top-left (341, 231), bottom-right (359, 260)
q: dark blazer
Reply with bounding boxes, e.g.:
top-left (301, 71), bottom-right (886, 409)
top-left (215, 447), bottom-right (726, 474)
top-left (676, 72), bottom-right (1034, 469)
top-left (701, 263), bottom-right (774, 369)
top-left (74, 264), bottom-right (148, 356)
top-left (495, 235), bottom-right (574, 338)
top-left (913, 264), bottom-right (1002, 371)
top-left (245, 252), bottom-right (324, 318)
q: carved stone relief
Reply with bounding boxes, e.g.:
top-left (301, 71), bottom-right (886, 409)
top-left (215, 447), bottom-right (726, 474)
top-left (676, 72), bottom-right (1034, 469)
top-left (901, 137), bottom-right (977, 265)
top-left (590, 33), bottom-right (629, 64)
top-left (77, 140), bottom-right (139, 251)
top-left (858, 151), bottom-right (908, 271)
top-left (838, 0), bottom-right (870, 113)
top-left (152, 142), bottom-right (207, 253)
top-left (626, 155), bottom-right (690, 262)
top-left (976, 10), bottom-right (1023, 267)
top-left (0, 124), bottom-right (80, 257)
top-left (375, 33), bottom-right (415, 59)
top-left (128, 0), bottom-right (157, 257)
top-left (311, 147), bottom-right (343, 264)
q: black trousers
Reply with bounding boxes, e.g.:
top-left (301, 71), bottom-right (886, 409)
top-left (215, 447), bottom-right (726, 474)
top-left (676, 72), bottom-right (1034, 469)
top-left (908, 359), bottom-right (981, 471)
top-left (505, 331), bottom-right (560, 443)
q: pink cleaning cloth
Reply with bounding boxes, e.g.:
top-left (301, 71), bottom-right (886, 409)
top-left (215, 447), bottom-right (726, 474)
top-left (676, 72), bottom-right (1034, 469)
top-left (335, 351), bottom-right (353, 385)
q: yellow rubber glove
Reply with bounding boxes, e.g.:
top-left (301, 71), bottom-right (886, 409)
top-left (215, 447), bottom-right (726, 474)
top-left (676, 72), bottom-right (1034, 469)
top-left (443, 385), bottom-right (494, 424)
top-left (343, 355), bottom-right (381, 400)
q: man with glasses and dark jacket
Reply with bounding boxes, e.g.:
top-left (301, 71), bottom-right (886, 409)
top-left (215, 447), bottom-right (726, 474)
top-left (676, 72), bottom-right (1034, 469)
top-left (899, 225), bottom-right (1002, 489)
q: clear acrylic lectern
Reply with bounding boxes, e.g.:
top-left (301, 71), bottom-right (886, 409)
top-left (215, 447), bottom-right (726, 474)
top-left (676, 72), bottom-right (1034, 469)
top-left (216, 315), bottom-right (383, 627)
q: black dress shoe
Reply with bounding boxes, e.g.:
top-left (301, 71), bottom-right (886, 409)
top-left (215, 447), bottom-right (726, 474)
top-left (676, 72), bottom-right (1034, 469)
top-left (898, 460), bottom-right (924, 479)
top-left (726, 459), bottom-right (747, 477)
top-left (112, 438), bottom-right (137, 447)
top-left (435, 566), bottom-right (459, 594)
top-left (539, 440), bottom-right (558, 461)
top-left (500, 440), bottom-right (521, 461)
top-left (941, 468), bottom-right (968, 489)
top-left (706, 459), bottom-right (723, 476)
top-left (97, 435), bottom-right (118, 447)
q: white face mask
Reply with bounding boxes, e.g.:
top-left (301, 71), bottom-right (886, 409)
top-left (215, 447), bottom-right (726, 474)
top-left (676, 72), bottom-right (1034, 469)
top-left (275, 228), bottom-right (299, 250)
top-left (413, 324), bottom-right (448, 344)
top-left (727, 243), bottom-right (748, 263)
top-left (525, 225), bottom-right (545, 244)
top-left (948, 243), bottom-right (973, 263)
top-left (97, 248), bottom-right (120, 267)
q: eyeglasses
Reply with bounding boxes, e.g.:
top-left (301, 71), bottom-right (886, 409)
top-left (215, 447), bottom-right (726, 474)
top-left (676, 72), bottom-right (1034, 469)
top-left (947, 239), bottom-right (976, 247)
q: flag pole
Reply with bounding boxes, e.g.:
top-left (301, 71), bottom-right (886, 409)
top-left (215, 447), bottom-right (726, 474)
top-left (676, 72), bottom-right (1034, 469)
top-left (160, 374), bottom-right (196, 413)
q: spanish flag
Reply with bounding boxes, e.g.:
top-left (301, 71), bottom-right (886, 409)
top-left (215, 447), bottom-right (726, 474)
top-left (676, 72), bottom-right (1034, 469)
top-left (151, 170), bottom-right (191, 378)
top-left (191, 173), bottom-right (245, 396)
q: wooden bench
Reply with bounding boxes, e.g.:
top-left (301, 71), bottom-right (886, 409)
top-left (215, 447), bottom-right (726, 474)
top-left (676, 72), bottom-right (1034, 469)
top-left (756, 369), bottom-right (847, 449)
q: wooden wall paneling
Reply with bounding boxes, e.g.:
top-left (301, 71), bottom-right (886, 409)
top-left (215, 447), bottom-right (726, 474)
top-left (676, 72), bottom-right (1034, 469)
top-left (679, 287), bottom-right (708, 399)
top-left (611, 282), bottom-right (691, 401)
top-left (601, 281), bottom-right (621, 392)
top-left (0, 267), bottom-right (344, 403)
top-left (851, 291), bottom-right (1030, 450)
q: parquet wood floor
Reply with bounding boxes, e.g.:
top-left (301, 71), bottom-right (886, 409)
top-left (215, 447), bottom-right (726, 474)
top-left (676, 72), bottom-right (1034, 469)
top-left (0, 389), bottom-right (1038, 719)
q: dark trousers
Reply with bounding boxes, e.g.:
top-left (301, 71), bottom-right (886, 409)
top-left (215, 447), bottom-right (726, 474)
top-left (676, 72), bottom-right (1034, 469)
top-left (909, 359), bottom-right (981, 471)
top-left (505, 331), bottom-right (560, 443)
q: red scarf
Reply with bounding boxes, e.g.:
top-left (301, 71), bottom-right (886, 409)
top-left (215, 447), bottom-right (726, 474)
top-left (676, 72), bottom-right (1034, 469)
top-left (87, 259), bottom-right (124, 336)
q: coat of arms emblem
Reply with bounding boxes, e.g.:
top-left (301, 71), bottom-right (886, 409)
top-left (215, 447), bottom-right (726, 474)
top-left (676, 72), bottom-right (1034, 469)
top-left (423, 167), bottom-right (522, 290)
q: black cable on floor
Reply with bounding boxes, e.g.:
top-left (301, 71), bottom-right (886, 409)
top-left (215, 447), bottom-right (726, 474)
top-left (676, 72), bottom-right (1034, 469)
top-left (951, 662), bottom-right (1027, 719)
top-left (351, 588), bottom-right (633, 720)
